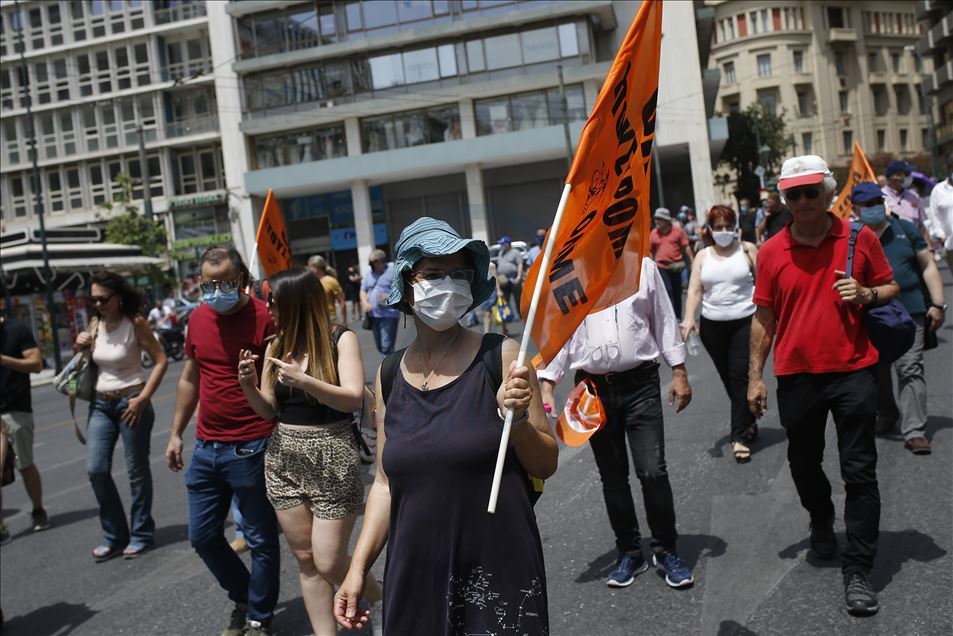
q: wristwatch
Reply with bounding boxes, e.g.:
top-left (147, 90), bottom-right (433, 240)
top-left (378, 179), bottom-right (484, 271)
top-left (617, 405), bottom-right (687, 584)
top-left (931, 303), bottom-right (948, 312)
top-left (869, 288), bottom-right (879, 305)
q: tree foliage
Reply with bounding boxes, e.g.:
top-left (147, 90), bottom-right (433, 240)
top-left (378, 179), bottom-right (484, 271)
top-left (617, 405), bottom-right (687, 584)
top-left (100, 172), bottom-right (172, 290)
top-left (720, 104), bottom-right (794, 202)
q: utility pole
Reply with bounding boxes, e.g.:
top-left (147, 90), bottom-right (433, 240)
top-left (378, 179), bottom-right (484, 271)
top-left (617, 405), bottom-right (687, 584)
top-left (14, 0), bottom-right (61, 373)
top-left (753, 109), bottom-right (765, 190)
top-left (134, 99), bottom-right (154, 221)
top-left (557, 65), bottom-right (574, 170)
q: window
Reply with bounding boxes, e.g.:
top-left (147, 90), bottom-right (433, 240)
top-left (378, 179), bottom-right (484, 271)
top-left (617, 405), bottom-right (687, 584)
top-left (77, 54), bottom-right (93, 96)
top-left (895, 86), bottom-right (910, 115)
top-left (793, 50), bottom-right (804, 73)
top-left (39, 114), bottom-right (57, 159)
top-left (52, 59), bottom-right (69, 100)
top-left (842, 130), bottom-right (853, 155)
top-left (11, 174), bottom-right (29, 218)
top-left (891, 51), bottom-right (901, 74)
top-left (2, 119), bottom-right (19, 164)
top-left (801, 132), bottom-right (812, 155)
top-left (756, 54), bottom-right (771, 77)
top-left (82, 105), bottom-right (99, 152)
top-left (900, 128), bottom-right (908, 152)
top-left (60, 112), bottom-right (76, 155)
top-left (797, 90), bottom-right (810, 116)
top-left (47, 170), bottom-right (64, 213)
top-left (758, 92), bottom-right (777, 117)
top-left (89, 164), bottom-right (106, 205)
top-left (828, 7), bottom-right (847, 29)
top-left (877, 129), bottom-right (886, 151)
top-left (176, 146), bottom-right (223, 194)
top-left (839, 90), bottom-right (849, 114)
top-left (362, 104), bottom-right (460, 152)
top-left (749, 11), bottom-right (758, 34)
top-left (475, 85), bottom-right (585, 136)
top-left (737, 14), bottom-right (747, 37)
top-left (724, 61), bottom-right (735, 84)
top-left (485, 33), bottom-right (521, 70)
top-left (47, 4), bottom-right (63, 46)
top-left (66, 166), bottom-right (83, 210)
top-left (253, 123), bottom-right (346, 168)
top-left (872, 86), bottom-right (887, 115)
top-left (33, 62), bottom-right (51, 105)
top-left (868, 51), bottom-right (879, 73)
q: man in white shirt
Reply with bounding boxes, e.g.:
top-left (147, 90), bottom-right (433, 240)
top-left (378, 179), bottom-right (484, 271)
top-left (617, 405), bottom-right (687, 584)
top-left (539, 258), bottom-right (694, 590)
top-left (928, 156), bottom-right (953, 274)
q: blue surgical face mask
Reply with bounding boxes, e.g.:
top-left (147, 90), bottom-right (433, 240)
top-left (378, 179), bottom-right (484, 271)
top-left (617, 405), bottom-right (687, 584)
top-left (204, 288), bottom-right (241, 314)
top-left (859, 204), bottom-right (886, 226)
top-left (902, 175), bottom-right (913, 189)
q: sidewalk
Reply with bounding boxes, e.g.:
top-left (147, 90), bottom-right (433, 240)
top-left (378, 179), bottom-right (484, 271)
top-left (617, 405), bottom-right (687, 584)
top-left (30, 368), bottom-right (55, 387)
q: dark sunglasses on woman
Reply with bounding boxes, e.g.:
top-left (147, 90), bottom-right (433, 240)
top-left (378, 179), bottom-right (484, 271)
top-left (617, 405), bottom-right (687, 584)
top-left (783, 186), bottom-right (821, 202)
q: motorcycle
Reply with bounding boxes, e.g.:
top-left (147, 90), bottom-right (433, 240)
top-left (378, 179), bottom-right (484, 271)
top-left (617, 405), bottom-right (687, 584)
top-left (142, 326), bottom-right (185, 367)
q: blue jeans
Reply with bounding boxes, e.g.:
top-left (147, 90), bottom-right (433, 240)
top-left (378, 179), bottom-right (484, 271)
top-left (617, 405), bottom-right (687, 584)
top-left (86, 394), bottom-right (155, 547)
top-left (371, 316), bottom-right (399, 355)
top-left (185, 437), bottom-right (280, 622)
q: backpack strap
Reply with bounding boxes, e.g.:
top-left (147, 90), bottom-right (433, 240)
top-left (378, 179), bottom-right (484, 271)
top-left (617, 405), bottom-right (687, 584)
top-left (379, 346), bottom-right (408, 406)
top-left (845, 220), bottom-right (862, 280)
top-left (479, 332), bottom-right (507, 392)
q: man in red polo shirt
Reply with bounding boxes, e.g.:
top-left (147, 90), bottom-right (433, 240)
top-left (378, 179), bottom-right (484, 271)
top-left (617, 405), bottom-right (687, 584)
top-left (747, 155), bottom-right (899, 618)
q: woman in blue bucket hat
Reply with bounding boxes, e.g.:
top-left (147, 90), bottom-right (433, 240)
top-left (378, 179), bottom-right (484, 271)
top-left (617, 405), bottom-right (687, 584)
top-left (334, 217), bottom-right (557, 633)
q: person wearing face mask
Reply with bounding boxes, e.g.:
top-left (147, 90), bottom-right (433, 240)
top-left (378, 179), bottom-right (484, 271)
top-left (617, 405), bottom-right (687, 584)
top-left (526, 227), bottom-right (548, 266)
top-left (334, 217), bottom-right (557, 633)
top-left (650, 207), bottom-right (694, 319)
top-left (851, 183), bottom-right (946, 454)
top-left (164, 246), bottom-right (281, 636)
top-left (360, 249), bottom-right (401, 356)
top-left (882, 160), bottom-right (931, 246)
top-left (681, 205), bottom-right (759, 462)
top-left (738, 198), bottom-right (758, 243)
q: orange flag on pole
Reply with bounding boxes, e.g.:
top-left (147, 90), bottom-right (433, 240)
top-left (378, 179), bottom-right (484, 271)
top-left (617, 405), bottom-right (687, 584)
top-left (831, 141), bottom-right (877, 219)
top-left (519, 0), bottom-right (662, 367)
top-left (255, 189), bottom-right (292, 277)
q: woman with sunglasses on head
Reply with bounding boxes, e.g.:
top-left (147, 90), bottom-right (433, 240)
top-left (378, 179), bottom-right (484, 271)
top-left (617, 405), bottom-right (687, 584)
top-left (74, 272), bottom-right (167, 561)
top-left (333, 218), bottom-right (557, 634)
top-left (682, 206), bottom-right (759, 463)
top-left (237, 267), bottom-right (382, 635)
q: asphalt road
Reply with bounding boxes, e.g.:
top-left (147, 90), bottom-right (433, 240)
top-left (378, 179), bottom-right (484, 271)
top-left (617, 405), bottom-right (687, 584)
top-left (1, 278), bottom-right (951, 636)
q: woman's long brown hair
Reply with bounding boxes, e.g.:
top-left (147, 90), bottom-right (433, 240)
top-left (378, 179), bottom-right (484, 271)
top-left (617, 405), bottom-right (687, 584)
top-left (267, 266), bottom-right (338, 387)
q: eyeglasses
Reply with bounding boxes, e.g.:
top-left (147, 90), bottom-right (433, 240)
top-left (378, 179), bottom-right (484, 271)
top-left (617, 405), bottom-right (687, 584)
top-left (199, 279), bottom-right (239, 294)
top-left (783, 186), bottom-right (821, 202)
top-left (90, 294), bottom-right (114, 305)
top-left (410, 268), bottom-right (475, 284)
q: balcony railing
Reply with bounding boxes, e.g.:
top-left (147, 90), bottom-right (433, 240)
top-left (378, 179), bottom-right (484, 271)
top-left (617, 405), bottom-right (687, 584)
top-left (165, 116), bottom-right (220, 138)
top-left (153, 1), bottom-right (207, 25)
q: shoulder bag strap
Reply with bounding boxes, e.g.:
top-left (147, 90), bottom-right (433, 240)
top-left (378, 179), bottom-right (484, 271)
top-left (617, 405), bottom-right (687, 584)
top-left (479, 333), bottom-right (506, 391)
top-left (379, 346), bottom-right (408, 406)
top-left (845, 220), bottom-right (862, 280)
top-left (741, 243), bottom-right (757, 284)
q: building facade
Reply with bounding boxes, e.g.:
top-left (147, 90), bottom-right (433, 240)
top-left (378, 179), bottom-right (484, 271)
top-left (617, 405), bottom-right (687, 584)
top-left (0, 0), bottom-right (251, 277)
top-left (916, 0), bottom-right (953, 164)
top-left (708, 0), bottom-right (932, 174)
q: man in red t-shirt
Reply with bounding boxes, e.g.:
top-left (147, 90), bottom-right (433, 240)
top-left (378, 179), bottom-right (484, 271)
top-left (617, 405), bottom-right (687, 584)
top-left (164, 246), bottom-right (279, 636)
top-left (747, 156), bottom-right (899, 618)
top-left (649, 208), bottom-right (694, 319)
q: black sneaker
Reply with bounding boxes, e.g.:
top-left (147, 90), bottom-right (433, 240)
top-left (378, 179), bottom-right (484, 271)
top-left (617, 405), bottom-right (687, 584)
top-left (606, 553), bottom-right (649, 588)
top-left (31, 508), bottom-right (50, 532)
top-left (809, 521), bottom-right (837, 561)
top-left (844, 571), bottom-right (879, 616)
top-left (220, 604), bottom-right (247, 636)
top-left (244, 618), bottom-right (273, 636)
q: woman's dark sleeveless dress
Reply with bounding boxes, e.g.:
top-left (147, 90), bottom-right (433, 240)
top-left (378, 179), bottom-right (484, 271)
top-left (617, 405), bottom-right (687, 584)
top-left (381, 337), bottom-right (549, 635)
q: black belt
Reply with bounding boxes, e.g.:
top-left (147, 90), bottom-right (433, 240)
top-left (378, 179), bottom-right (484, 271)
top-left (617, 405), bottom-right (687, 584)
top-left (576, 360), bottom-right (659, 387)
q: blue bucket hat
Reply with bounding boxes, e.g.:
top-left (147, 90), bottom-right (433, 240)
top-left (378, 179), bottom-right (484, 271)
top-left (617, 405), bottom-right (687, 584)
top-left (885, 160), bottom-right (912, 177)
top-left (850, 182), bottom-right (884, 204)
top-left (385, 217), bottom-right (496, 315)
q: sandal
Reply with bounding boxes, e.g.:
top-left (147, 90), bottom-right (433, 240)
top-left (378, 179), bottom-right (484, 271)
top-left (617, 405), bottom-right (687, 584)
top-left (123, 543), bottom-right (151, 559)
top-left (733, 442), bottom-right (752, 464)
top-left (93, 545), bottom-right (124, 563)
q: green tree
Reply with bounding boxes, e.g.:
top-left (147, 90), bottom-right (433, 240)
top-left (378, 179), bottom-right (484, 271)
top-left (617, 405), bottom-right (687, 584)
top-left (720, 104), bottom-right (794, 202)
top-left (99, 172), bottom-right (172, 291)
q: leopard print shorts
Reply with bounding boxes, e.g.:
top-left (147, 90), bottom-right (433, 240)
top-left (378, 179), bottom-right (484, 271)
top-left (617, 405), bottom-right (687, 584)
top-left (265, 421), bottom-right (364, 519)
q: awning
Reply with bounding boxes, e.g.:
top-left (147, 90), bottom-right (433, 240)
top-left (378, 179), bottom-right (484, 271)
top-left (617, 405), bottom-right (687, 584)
top-left (0, 242), bottom-right (164, 274)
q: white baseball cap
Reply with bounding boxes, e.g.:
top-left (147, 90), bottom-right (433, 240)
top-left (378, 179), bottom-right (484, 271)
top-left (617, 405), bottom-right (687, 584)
top-left (778, 155), bottom-right (832, 190)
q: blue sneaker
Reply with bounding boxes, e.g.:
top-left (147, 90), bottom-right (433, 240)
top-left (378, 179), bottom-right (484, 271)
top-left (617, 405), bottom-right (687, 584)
top-left (606, 553), bottom-right (649, 588)
top-left (653, 552), bottom-right (695, 588)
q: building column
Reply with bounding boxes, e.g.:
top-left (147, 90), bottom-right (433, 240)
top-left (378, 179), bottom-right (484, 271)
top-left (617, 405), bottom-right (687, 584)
top-left (465, 163), bottom-right (490, 244)
top-left (459, 98), bottom-right (476, 139)
top-left (207, 1), bottom-right (255, 263)
top-left (345, 117), bottom-right (362, 156)
top-left (351, 179), bottom-right (374, 267)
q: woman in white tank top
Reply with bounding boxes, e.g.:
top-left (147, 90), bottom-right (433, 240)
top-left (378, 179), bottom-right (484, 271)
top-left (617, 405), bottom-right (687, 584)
top-left (74, 272), bottom-right (167, 562)
top-left (681, 206), bottom-right (759, 463)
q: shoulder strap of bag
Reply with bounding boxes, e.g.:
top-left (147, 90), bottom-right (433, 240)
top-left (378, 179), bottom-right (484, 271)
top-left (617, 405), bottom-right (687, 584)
top-left (845, 220), bottom-right (862, 280)
top-left (380, 346), bottom-right (408, 406)
top-left (741, 243), bottom-right (757, 283)
top-left (479, 332), bottom-right (506, 391)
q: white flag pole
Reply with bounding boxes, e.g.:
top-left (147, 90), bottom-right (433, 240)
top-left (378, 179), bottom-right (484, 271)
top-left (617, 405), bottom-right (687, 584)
top-left (488, 183), bottom-right (572, 513)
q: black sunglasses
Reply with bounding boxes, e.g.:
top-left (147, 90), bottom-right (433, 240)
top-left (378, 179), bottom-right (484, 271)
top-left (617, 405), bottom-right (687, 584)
top-left (783, 187), bottom-right (821, 202)
top-left (91, 294), bottom-right (115, 305)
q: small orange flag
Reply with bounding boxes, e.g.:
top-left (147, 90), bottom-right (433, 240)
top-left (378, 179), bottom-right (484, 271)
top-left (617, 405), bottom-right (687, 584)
top-left (520, 0), bottom-right (662, 367)
top-left (255, 189), bottom-right (292, 277)
top-left (832, 141), bottom-right (877, 219)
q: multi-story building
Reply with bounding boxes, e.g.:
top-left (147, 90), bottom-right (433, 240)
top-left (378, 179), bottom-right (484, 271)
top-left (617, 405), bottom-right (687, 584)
top-left (916, 0), bottom-right (953, 163)
top-left (0, 0), bottom-right (250, 278)
top-left (228, 0), bottom-right (723, 269)
top-left (708, 0), bottom-right (932, 177)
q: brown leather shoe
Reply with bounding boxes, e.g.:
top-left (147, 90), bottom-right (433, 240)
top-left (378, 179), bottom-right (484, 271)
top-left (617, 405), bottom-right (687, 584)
top-left (904, 437), bottom-right (931, 455)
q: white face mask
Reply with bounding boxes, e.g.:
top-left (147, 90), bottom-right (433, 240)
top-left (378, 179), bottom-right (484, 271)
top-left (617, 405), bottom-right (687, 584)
top-left (902, 175), bottom-right (913, 189)
top-left (711, 230), bottom-right (737, 247)
top-left (412, 277), bottom-right (473, 331)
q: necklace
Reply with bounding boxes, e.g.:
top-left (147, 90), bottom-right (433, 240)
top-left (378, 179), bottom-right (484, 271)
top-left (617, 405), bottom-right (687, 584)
top-left (417, 330), bottom-right (460, 392)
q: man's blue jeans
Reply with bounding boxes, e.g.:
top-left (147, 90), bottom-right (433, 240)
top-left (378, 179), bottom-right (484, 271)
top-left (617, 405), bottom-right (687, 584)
top-left (86, 395), bottom-right (155, 547)
top-left (371, 316), bottom-right (400, 355)
top-left (185, 437), bottom-right (280, 622)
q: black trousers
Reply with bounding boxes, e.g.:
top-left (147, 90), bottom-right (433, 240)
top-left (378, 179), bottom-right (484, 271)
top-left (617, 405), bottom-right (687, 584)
top-left (658, 267), bottom-right (684, 319)
top-left (699, 315), bottom-right (755, 442)
top-left (583, 364), bottom-right (678, 556)
top-left (776, 367), bottom-right (880, 574)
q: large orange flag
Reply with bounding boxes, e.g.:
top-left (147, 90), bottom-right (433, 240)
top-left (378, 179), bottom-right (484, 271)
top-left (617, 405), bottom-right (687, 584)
top-left (255, 189), bottom-right (292, 276)
top-left (520, 0), bottom-right (662, 366)
top-left (832, 141), bottom-right (877, 218)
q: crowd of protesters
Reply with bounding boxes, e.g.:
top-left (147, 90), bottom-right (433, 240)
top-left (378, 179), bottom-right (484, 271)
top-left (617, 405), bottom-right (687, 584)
top-left (1, 149), bottom-right (950, 633)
